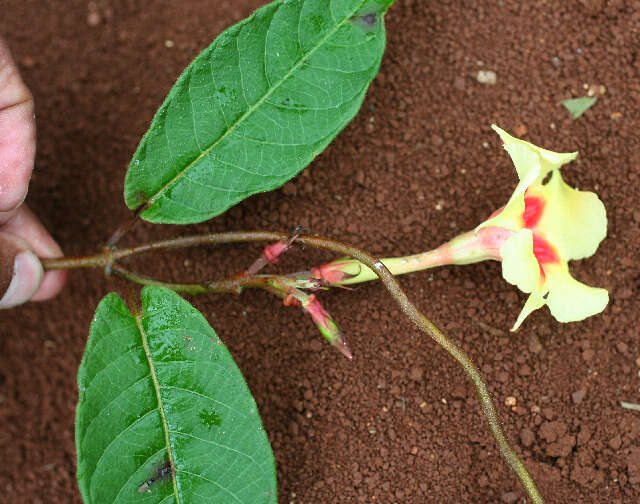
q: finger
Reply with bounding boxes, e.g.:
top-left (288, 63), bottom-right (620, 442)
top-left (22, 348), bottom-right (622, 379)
top-left (0, 37), bottom-right (36, 212)
top-left (0, 231), bottom-right (42, 308)
top-left (1, 204), bottom-right (66, 302)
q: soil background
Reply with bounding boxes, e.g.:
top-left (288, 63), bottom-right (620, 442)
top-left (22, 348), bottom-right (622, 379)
top-left (1, 0), bottom-right (640, 503)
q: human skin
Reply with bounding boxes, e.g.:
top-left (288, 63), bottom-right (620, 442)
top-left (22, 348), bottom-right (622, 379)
top-left (0, 36), bottom-right (66, 308)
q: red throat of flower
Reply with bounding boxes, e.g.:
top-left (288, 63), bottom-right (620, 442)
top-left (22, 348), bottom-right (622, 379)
top-left (523, 192), bottom-right (560, 280)
top-left (531, 234), bottom-right (559, 280)
top-left (523, 194), bottom-right (545, 229)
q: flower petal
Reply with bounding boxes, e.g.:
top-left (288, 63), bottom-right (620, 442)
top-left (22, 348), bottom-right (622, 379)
top-left (529, 170), bottom-right (607, 261)
top-left (491, 124), bottom-right (578, 173)
top-left (503, 142), bottom-right (543, 203)
top-left (511, 291), bottom-right (547, 332)
top-left (544, 264), bottom-right (609, 323)
top-left (500, 229), bottom-right (540, 293)
top-left (477, 195), bottom-right (525, 233)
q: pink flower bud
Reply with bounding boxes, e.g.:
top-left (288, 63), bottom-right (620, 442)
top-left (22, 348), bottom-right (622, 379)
top-left (302, 294), bottom-right (352, 360)
top-left (263, 241), bottom-right (289, 264)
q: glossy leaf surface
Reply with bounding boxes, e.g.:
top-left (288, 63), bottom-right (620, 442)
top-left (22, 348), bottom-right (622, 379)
top-left (124, 0), bottom-right (394, 223)
top-left (76, 287), bottom-right (276, 503)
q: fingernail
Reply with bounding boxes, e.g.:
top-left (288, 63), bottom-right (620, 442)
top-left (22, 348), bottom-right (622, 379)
top-left (0, 250), bottom-right (43, 309)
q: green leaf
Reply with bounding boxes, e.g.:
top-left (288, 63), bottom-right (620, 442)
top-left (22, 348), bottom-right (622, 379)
top-left (76, 287), bottom-right (276, 503)
top-left (562, 96), bottom-right (598, 119)
top-left (124, 0), bottom-right (395, 224)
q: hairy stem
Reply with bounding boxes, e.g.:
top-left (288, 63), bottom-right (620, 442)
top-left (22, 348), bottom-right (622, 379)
top-left (43, 231), bottom-right (543, 502)
top-left (293, 234), bottom-right (544, 503)
top-left (111, 265), bottom-right (298, 298)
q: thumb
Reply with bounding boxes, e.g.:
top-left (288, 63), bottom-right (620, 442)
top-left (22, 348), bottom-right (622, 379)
top-left (0, 231), bottom-right (43, 309)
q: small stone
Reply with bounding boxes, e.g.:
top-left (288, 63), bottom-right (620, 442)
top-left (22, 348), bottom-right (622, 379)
top-left (309, 339), bottom-right (323, 352)
top-left (513, 124), bottom-right (528, 137)
top-left (609, 435), bottom-right (622, 450)
top-left (572, 389), bottom-right (586, 404)
top-left (451, 385), bottom-right (467, 399)
top-left (21, 56), bottom-right (35, 68)
top-left (453, 76), bottom-right (465, 90)
top-left (520, 428), bottom-right (535, 447)
top-left (409, 366), bottom-right (423, 382)
top-left (578, 426), bottom-right (592, 445)
top-left (546, 434), bottom-right (576, 457)
top-left (617, 341), bottom-right (629, 353)
top-left (410, 446), bottom-right (418, 455)
top-left (539, 420), bottom-right (567, 443)
top-left (505, 396), bottom-right (517, 407)
top-left (476, 70), bottom-right (497, 85)
top-left (620, 257), bottom-right (633, 268)
top-left (626, 447), bottom-right (640, 484)
top-left (501, 491), bottom-right (520, 504)
top-left (87, 10), bottom-right (101, 26)
top-left (282, 182), bottom-right (297, 196)
top-left (529, 333), bottom-right (543, 354)
top-left (164, 39), bottom-right (175, 48)
top-left (542, 407), bottom-right (556, 420)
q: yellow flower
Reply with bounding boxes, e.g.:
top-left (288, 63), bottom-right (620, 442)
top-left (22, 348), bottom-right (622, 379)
top-left (304, 125), bottom-right (608, 332)
top-left (481, 125), bottom-right (608, 330)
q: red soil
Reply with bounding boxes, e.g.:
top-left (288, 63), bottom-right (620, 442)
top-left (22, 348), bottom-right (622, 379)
top-left (1, 1), bottom-right (639, 502)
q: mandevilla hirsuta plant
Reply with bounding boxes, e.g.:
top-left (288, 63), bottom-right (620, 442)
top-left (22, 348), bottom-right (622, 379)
top-left (35, 1), bottom-right (608, 503)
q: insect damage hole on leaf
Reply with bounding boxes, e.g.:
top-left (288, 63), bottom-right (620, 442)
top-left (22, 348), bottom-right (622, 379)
top-left (351, 12), bottom-right (378, 31)
top-left (137, 461), bottom-right (173, 493)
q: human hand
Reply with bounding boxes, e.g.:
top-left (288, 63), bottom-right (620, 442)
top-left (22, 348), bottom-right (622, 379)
top-left (0, 37), bottom-right (66, 308)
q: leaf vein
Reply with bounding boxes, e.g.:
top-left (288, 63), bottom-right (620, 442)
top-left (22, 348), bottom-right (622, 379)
top-left (144, 0), bottom-right (367, 211)
top-left (80, 371), bottom-right (151, 447)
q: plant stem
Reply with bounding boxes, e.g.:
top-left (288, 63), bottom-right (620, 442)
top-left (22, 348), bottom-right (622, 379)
top-left (111, 265), bottom-right (297, 297)
top-left (306, 226), bottom-right (511, 286)
top-left (43, 231), bottom-right (544, 502)
top-left (291, 234), bottom-right (544, 504)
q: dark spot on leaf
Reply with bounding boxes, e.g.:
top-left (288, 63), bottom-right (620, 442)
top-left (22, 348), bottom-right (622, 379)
top-left (199, 407), bottom-right (222, 428)
top-left (351, 12), bottom-right (378, 31)
top-left (361, 13), bottom-right (377, 26)
top-left (138, 461), bottom-right (173, 493)
top-left (132, 190), bottom-right (148, 208)
top-left (541, 171), bottom-right (553, 185)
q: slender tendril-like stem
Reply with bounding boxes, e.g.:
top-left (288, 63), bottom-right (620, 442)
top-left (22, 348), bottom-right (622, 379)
top-left (111, 265), bottom-right (302, 299)
top-left (43, 231), bottom-right (544, 503)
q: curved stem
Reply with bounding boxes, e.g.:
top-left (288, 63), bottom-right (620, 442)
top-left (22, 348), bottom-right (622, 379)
top-left (294, 234), bottom-right (544, 504)
top-left (44, 231), bottom-right (543, 502)
top-left (111, 265), bottom-right (295, 297)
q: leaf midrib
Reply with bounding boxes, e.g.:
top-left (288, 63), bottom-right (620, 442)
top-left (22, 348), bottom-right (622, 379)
top-left (144, 0), bottom-right (367, 211)
top-left (135, 313), bottom-right (182, 504)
